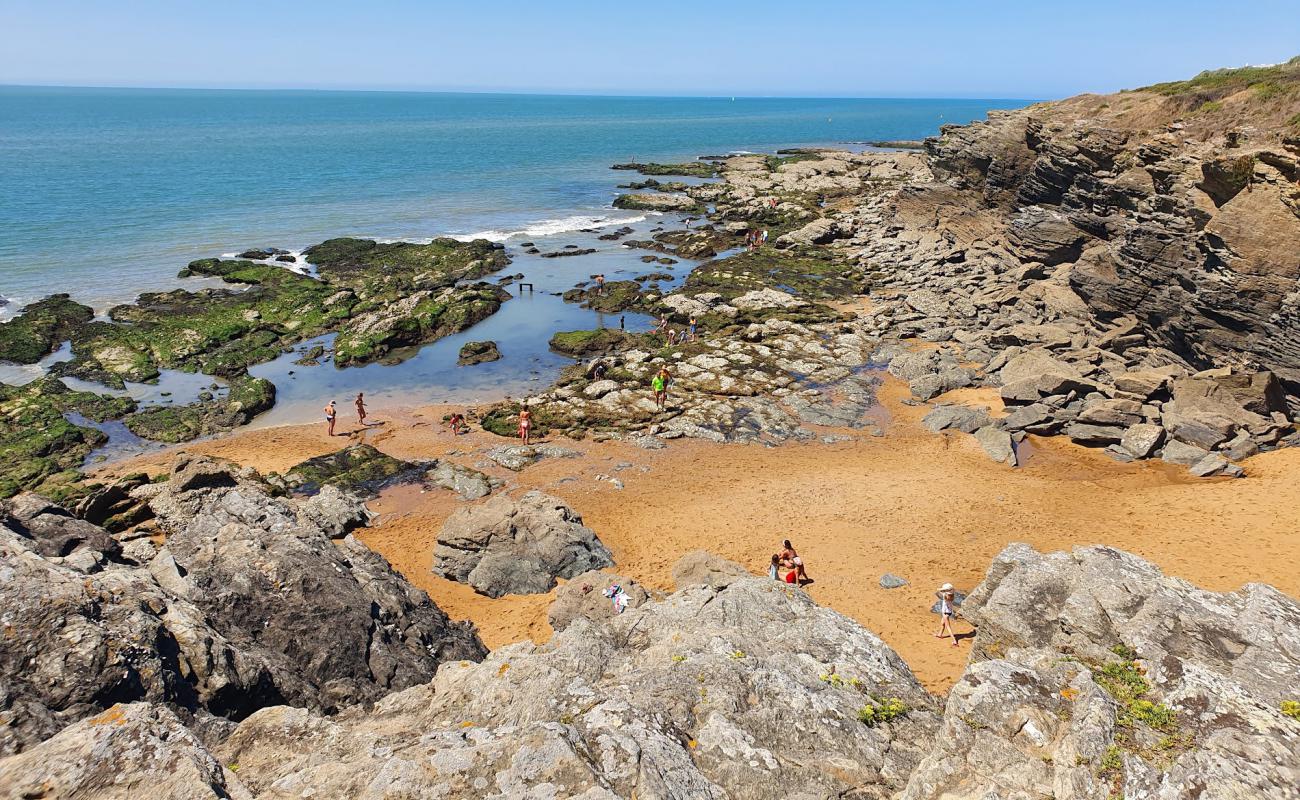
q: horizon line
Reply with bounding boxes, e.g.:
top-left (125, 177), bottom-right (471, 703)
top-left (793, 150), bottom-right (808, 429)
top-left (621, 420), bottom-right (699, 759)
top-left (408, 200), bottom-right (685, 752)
top-left (0, 81), bottom-right (1038, 103)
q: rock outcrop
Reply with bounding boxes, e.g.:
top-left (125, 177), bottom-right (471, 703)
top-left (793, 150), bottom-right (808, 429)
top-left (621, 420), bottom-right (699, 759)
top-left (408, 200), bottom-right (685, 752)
top-left (0, 455), bottom-right (485, 756)
top-left (433, 490), bottom-right (614, 597)
top-left (3, 541), bottom-right (1297, 798)
top-left (900, 544), bottom-right (1300, 799)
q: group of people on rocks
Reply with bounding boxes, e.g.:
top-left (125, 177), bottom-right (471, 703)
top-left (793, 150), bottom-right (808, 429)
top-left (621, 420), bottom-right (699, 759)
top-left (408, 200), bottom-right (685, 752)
top-left (746, 229), bottom-right (768, 250)
top-left (655, 314), bottom-right (698, 345)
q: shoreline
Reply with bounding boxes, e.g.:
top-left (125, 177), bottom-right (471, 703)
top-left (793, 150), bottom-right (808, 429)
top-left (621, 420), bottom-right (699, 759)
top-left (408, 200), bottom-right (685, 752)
top-left (97, 375), bottom-right (1300, 691)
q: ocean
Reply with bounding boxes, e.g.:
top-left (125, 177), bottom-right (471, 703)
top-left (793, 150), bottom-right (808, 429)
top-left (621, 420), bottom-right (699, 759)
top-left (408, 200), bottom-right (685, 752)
top-left (0, 86), bottom-right (1024, 440)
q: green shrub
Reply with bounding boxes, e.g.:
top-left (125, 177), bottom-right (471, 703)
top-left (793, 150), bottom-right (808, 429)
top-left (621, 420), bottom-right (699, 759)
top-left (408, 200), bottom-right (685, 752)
top-left (857, 697), bottom-right (908, 727)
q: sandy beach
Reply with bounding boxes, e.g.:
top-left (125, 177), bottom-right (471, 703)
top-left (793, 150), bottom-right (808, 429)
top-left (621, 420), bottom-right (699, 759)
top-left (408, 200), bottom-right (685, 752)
top-left (99, 376), bottom-right (1300, 692)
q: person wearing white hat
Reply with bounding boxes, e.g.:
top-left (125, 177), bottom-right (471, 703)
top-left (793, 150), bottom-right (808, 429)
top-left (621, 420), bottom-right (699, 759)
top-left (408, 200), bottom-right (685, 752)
top-left (934, 583), bottom-right (960, 647)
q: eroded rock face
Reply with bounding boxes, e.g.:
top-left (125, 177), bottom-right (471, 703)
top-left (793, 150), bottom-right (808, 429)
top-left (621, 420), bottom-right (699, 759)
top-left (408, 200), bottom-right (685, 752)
top-left (214, 576), bottom-right (939, 799)
top-left (900, 544), bottom-right (1300, 800)
top-left (546, 569), bottom-right (650, 632)
top-left (0, 456), bottom-right (485, 756)
top-left (433, 490), bottom-right (613, 597)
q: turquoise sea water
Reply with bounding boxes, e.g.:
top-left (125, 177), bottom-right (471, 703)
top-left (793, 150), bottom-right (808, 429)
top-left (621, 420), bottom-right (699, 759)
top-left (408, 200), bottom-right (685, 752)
top-left (0, 86), bottom-right (1023, 309)
top-left (0, 87), bottom-right (1024, 440)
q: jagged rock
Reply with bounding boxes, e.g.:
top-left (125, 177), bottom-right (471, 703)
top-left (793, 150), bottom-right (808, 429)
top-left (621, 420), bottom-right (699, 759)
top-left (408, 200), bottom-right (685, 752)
top-left (1188, 453), bottom-right (1245, 478)
top-left (427, 460), bottom-right (494, 500)
top-left (880, 573), bottom-right (909, 589)
top-left (922, 404), bottom-right (991, 434)
top-left (0, 703), bottom-right (252, 800)
top-left (672, 550), bottom-right (751, 590)
top-left (547, 569), bottom-right (650, 631)
top-left (282, 444), bottom-right (424, 497)
top-left (295, 483), bottom-right (373, 538)
top-left (484, 444), bottom-right (580, 471)
top-left (1160, 439), bottom-right (1211, 466)
top-left (1120, 422), bottom-right (1166, 458)
top-left (973, 425), bottom-right (1018, 466)
top-left (0, 492), bottom-right (121, 560)
top-left (910, 368), bottom-right (974, 401)
top-left (1001, 402), bottom-right (1065, 434)
top-left (433, 491), bottom-right (614, 598)
top-left (901, 543), bottom-right (1300, 799)
top-left (1065, 421), bottom-right (1126, 446)
top-left (72, 473), bottom-right (153, 532)
top-left (214, 576), bottom-right (940, 799)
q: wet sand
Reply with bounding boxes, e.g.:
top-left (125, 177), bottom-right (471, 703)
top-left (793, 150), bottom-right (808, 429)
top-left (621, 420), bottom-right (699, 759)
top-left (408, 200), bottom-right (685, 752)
top-left (100, 379), bottom-right (1300, 692)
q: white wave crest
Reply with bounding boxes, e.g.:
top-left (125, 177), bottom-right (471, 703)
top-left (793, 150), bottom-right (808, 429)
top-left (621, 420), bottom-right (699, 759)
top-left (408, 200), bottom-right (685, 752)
top-left (449, 213), bottom-right (653, 243)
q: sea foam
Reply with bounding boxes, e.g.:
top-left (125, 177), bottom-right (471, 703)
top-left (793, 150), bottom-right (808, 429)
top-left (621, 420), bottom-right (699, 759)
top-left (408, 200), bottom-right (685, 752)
top-left (447, 212), bottom-right (654, 243)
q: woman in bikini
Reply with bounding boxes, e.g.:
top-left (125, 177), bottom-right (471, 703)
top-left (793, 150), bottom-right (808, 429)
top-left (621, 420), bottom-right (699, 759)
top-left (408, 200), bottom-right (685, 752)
top-left (355, 392), bottom-right (367, 426)
top-left (780, 539), bottom-right (811, 585)
top-left (518, 407), bottom-right (533, 445)
top-left (324, 400), bottom-right (337, 437)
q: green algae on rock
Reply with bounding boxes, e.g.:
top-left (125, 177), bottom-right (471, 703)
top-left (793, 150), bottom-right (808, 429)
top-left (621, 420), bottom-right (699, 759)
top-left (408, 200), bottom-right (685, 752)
top-left (611, 161), bottom-right (719, 178)
top-left (548, 329), bottom-right (633, 357)
top-left (457, 340), bottom-right (501, 365)
top-left (0, 377), bottom-right (136, 499)
top-left (281, 443), bottom-right (425, 496)
top-left (122, 374), bottom-right (275, 443)
top-left (0, 295), bottom-right (94, 364)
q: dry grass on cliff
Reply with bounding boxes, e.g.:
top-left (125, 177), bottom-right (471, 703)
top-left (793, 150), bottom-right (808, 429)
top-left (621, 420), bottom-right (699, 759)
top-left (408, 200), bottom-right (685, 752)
top-left (1030, 56), bottom-right (1300, 141)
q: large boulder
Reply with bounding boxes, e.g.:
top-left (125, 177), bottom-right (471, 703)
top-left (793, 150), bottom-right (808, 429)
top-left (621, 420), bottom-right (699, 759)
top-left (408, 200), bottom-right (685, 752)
top-left (214, 576), bottom-right (940, 799)
top-left (0, 491), bottom-right (121, 561)
top-left (899, 544), bottom-right (1300, 800)
top-left (433, 491), bottom-right (614, 598)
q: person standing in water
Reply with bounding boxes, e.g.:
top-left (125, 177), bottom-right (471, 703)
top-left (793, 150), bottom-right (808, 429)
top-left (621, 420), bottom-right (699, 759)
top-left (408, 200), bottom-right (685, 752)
top-left (518, 407), bottom-right (533, 445)
top-left (324, 400), bottom-right (337, 437)
top-left (934, 583), bottom-right (960, 647)
top-left (355, 392), bottom-right (367, 426)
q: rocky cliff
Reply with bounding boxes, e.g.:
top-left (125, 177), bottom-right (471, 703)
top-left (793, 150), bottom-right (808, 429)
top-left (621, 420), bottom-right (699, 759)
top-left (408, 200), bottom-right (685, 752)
top-left (2, 537), bottom-right (1296, 798)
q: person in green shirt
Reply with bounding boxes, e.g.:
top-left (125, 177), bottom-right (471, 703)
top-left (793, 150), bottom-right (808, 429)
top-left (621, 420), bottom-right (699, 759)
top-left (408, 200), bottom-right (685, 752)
top-left (651, 366), bottom-right (671, 410)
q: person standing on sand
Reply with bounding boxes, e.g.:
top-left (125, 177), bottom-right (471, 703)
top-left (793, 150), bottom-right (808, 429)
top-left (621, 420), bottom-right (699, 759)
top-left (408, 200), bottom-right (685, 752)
top-left (518, 407), bottom-right (533, 445)
top-left (652, 367), bottom-right (670, 410)
top-left (934, 583), bottom-right (960, 647)
top-left (355, 392), bottom-right (367, 426)
top-left (324, 400), bottom-right (337, 437)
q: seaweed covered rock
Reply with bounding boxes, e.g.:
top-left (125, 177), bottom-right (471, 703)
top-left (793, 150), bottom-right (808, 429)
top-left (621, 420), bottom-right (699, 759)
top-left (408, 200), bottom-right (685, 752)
top-left (0, 377), bottom-right (135, 500)
top-left (456, 339), bottom-right (500, 365)
top-left (562, 279), bottom-right (646, 312)
top-left (547, 327), bottom-right (631, 356)
top-left (433, 490), bottom-right (614, 597)
top-left (613, 192), bottom-right (703, 213)
top-left (122, 374), bottom-right (274, 443)
top-left (281, 443), bottom-right (424, 496)
top-left (333, 282), bottom-right (510, 366)
top-left (0, 294), bottom-right (93, 364)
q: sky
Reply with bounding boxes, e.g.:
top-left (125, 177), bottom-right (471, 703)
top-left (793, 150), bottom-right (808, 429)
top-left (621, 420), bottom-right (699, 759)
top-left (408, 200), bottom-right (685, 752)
top-left (2, 0), bottom-right (1298, 99)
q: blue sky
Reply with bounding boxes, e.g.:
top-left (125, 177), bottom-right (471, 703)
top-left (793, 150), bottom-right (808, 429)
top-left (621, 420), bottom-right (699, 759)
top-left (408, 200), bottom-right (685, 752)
top-left (2, 0), bottom-right (1298, 98)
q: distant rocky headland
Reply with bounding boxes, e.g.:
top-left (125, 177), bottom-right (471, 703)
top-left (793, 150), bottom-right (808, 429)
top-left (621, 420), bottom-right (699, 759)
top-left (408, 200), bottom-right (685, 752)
top-left (2, 57), bottom-right (1300, 797)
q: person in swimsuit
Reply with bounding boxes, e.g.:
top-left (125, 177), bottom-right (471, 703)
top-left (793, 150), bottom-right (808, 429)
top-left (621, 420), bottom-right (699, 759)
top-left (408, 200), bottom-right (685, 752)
top-left (448, 412), bottom-right (467, 435)
top-left (780, 539), bottom-right (811, 585)
top-left (595, 274), bottom-right (605, 296)
top-left (688, 317), bottom-right (698, 342)
top-left (651, 367), bottom-right (670, 410)
top-left (518, 407), bottom-right (533, 445)
top-left (324, 400), bottom-right (337, 437)
top-left (355, 392), bottom-right (367, 426)
top-left (934, 583), bottom-right (960, 647)
top-left (768, 553), bottom-right (781, 580)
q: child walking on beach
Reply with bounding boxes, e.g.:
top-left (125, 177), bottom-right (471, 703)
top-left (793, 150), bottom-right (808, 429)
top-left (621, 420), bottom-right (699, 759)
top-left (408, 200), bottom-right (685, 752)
top-left (934, 583), bottom-right (960, 647)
